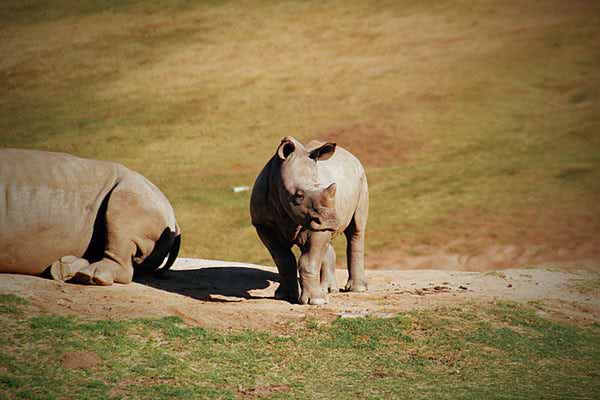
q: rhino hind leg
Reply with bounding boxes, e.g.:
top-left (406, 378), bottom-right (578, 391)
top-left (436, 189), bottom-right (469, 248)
top-left (72, 180), bottom-right (162, 286)
top-left (343, 224), bottom-right (368, 293)
top-left (320, 244), bottom-right (338, 294)
top-left (343, 180), bottom-right (369, 293)
top-left (73, 252), bottom-right (134, 286)
top-left (73, 224), bottom-right (137, 286)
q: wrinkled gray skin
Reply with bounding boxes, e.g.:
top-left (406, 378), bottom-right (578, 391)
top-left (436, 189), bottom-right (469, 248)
top-left (0, 149), bottom-right (181, 285)
top-left (250, 137), bottom-right (369, 305)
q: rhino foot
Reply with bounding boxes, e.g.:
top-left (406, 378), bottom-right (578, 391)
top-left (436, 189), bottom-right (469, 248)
top-left (72, 270), bottom-right (94, 285)
top-left (275, 284), bottom-right (299, 303)
top-left (91, 269), bottom-right (115, 286)
top-left (72, 264), bottom-right (115, 286)
top-left (321, 281), bottom-right (339, 294)
top-left (275, 277), bottom-right (300, 303)
top-left (299, 289), bottom-right (329, 306)
top-left (50, 256), bottom-right (89, 282)
top-left (344, 279), bottom-right (368, 292)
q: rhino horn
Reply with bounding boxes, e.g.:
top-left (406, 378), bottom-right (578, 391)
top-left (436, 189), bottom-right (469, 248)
top-left (322, 183), bottom-right (336, 208)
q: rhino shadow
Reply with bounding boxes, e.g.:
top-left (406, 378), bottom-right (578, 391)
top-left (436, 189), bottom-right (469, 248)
top-left (133, 266), bottom-right (279, 301)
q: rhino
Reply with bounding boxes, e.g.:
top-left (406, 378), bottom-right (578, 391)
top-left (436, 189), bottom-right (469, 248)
top-left (0, 148), bottom-right (181, 285)
top-left (250, 136), bottom-right (369, 305)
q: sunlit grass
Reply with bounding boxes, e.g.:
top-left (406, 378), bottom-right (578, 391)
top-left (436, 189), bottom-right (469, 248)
top-left (1, 294), bottom-right (598, 399)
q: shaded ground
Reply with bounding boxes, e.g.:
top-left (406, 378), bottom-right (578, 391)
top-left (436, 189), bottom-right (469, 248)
top-left (1, 259), bottom-right (598, 332)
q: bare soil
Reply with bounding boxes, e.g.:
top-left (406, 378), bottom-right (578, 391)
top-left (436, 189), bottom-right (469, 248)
top-left (369, 206), bottom-right (600, 271)
top-left (61, 351), bottom-right (102, 369)
top-left (1, 259), bottom-right (598, 332)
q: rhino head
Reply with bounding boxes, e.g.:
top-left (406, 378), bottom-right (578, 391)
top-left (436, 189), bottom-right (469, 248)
top-left (276, 136), bottom-right (338, 232)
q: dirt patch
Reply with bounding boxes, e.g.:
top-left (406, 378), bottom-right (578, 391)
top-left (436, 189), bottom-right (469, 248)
top-left (238, 385), bottom-right (291, 399)
top-left (370, 206), bottom-right (600, 271)
top-left (368, 242), bottom-right (600, 272)
top-left (319, 124), bottom-right (417, 167)
top-left (61, 351), bottom-right (101, 369)
top-left (1, 259), bottom-right (598, 332)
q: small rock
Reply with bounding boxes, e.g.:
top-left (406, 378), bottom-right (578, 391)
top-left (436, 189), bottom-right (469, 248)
top-left (459, 286), bottom-right (468, 290)
top-left (372, 312), bottom-right (395, 318)
top-left (339, 310), bottom-right (369, 319)
top-left (507, 283), bottom-right (513, 288)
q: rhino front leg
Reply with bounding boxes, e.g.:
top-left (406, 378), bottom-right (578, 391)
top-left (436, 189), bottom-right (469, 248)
top-left (50, 256), bottom-right (90, 282)
top-left (320, 243), bottom-right (338, 294)
top-left (299, 231), bottom-right (331, 305)
top-left (255, 225), bottom-right (299, 303)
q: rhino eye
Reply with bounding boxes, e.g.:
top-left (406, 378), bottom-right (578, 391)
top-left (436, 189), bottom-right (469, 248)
top-left (293, 192), bottom-right (304, 205)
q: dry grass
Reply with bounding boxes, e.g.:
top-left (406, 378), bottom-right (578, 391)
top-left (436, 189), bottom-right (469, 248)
top-left (1, 0), bottom-right (599, 266)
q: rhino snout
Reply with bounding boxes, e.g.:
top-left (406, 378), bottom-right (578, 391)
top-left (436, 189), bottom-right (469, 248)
top-left (309, 217), bottom-right (323, 230)
top-left (308, 208), bottom-right (338, 231)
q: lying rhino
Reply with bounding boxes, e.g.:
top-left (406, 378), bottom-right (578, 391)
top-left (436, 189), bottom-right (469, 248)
top-left (0, 148), bottom-right (181, 285)
top-left (250, 137), bottom-right (369, 305)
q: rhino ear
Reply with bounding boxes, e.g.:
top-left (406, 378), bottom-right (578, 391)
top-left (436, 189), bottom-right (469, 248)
top-left (309, 142), bottom-right (336, 161)
top-left (277, 137), bottom-right (296, 160)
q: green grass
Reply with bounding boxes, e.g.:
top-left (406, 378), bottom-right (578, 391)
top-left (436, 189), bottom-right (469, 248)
top-left (0, 294), bottom-right (29, 315)
top-left (1, 0), bottom-right (599, 265)
top-left (1, 296), bottom-right (598, 399)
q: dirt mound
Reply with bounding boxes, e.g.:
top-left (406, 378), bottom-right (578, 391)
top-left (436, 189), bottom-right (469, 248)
top-left (1, 259), bottom-right (598, 332)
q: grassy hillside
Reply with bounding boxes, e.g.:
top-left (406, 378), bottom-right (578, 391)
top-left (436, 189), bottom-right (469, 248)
top-left (1, 0), bottom-right (599, 267)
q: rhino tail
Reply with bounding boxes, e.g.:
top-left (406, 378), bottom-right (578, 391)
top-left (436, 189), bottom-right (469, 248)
top-left (155, 231), bottom-right (180, 274)
top-left (134, 226), bottom-right (180, 275)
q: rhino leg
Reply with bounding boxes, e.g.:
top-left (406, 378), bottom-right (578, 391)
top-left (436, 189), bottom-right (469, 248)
top-left (72, 185), bottom-right (146, 285)
top-left (255, 225), bottom-right (299, 303)
top-left (344, 181), bottom-right (368, 292)
top-left (299, 231), bottom-right (330, 305)
top-left (320, 243), bottom-right (338, 294)
top-left (50, 256), bottom-right (90, 282)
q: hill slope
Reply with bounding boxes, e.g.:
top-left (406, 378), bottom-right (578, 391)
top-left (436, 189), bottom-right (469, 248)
top-left (1, 0), bottom-right (599, 268)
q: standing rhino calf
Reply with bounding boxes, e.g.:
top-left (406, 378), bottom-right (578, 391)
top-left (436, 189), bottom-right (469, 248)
top-left (0, 149), bottom-right (181, 285)
top-left (250, 137), bottom-right (368, 305)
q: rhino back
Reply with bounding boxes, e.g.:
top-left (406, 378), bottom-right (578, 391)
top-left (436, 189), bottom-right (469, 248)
top-left (0, 149), bottom-right (122, 274)
top-left (316, 146), bottom-right (367, 231)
